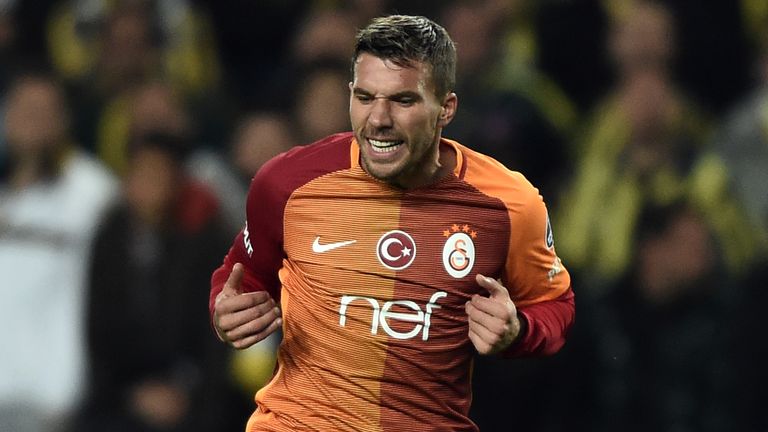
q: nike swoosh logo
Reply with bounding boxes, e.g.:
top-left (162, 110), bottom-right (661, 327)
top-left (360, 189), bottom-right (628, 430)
top-left (312, 237), bottom-right (357, 253)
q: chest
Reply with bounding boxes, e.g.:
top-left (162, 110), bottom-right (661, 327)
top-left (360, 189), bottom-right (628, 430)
top-left (281, 176), bottom-right (511, 315)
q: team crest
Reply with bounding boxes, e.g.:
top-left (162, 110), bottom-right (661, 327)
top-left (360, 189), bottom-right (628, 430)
top-left (442, 224), bottom-right (476, 278)
top-left (376, 230), bottom-right (417, 270)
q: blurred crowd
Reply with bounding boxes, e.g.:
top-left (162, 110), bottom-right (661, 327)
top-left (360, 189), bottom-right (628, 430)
top-left (0, 0), bottom-right (766, 431)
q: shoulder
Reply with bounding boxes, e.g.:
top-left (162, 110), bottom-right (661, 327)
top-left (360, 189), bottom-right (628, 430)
top-left (254, 132), bottom-right (355, 192)
top-left (456, 142), bottom-right (542, 210)
top-left (66, 151), bottom-right (116, 183)
top-left (246, 132), bottom-right (355, 218)
top-left (64, 150), bottom-right (119, 204)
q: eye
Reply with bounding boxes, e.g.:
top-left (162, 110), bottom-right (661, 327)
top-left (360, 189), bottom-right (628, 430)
top-left (394, 97), bottom-right (415, 107)
top-left (355, 94), bottom-right (373, 104)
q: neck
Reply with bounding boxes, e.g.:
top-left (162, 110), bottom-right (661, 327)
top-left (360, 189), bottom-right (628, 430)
top-left (10, 159), bottom-right (41, 190)
top-left (395, 138), bottom-right (457, 189)
top-left (8, 146), bottom-right (67, 190)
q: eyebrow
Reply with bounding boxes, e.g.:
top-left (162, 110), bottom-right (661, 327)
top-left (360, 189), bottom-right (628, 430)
top-left (352, 87), bottom-right (423, 101)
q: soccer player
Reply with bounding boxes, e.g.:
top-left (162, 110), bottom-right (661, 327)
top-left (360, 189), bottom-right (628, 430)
top-left (210, 15), bottom-right (575, 431)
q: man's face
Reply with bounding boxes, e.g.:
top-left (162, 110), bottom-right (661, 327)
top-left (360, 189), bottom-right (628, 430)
top-left (124, 146), bottom-right (179, 225)
top-left (350, 53), bottom-right (455, 188)
top-left (4, 79), bottom-right (68, 157)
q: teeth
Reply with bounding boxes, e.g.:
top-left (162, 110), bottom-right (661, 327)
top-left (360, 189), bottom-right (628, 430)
top-left (369, 139), bottom-right (403, 153)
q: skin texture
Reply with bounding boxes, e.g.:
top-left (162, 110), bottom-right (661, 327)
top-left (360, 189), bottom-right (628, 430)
top-left (214, 263), bottom-right (282, 349)
top-left (3, 77), bottom-right (70, 189)
top-left (350, 53), bottom-right (457, 189)
top-left (466, 274), bottom-right (522, 354)
top-left (213, 53), bottom-right (522, 355)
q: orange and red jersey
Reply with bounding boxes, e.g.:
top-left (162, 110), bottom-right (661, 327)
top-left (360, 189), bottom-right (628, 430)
top-left (210, 132), bottom-right (574, 431)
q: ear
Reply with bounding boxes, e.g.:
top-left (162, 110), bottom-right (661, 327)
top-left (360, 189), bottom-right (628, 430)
top-left (438, 92), bottom-right (458, 128)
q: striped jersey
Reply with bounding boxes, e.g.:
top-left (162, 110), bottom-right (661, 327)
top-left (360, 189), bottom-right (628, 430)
top-left (210, 132), bottom-right (574, 431)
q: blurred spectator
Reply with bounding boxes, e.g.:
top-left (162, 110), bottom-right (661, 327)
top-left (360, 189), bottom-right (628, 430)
top-left (292, 7), bottom-right (356, 67)
top-left (589, 202), bottom-right (731, 431)
top-left (237, 6), bottom-right (358, 115)
top-left (3, 2), bottom-right (766, 430)
top-left (711, 31), bottom-right (768, 431)
top-left (551, 4), bottom-right (763, 430)
top-left (47, 0), bottom-right (220, 98)
top-left (96, 80), bottom-right (191, 174)
top-left (712, 34), bottom-right (768, 259)
top-left (187, 111), bottom-right (295, 413)
top-left (220, 112), bottom-right (295, 395)
top-left (0, 72), bottom-right (117, 432)
top-left (491, 0), bottom-right (579, 138)
top-left (54, 1), bottom-right (227, 158)
top-left (294, 62), bottom-right (351, 143)
top-left (187, 111), bottom-right (296, 232)
top-left (554, 1), bottom-right (755, 291)
top-left (60, 0), bottom-right (162, 155)
top-left (442, 0), bottom-right (573, 204)
top-left (75, 132), bottom-right (243, 432)
top-left (121, 81), bottom-right (189, 168)
top-left (230, 113), bottom-right (296, 181)
top-left (602, 0), bottom-right (750, 115)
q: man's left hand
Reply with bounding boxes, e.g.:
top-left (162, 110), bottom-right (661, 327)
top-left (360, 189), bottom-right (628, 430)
top-left (465, 274), bottom-right (523, 354)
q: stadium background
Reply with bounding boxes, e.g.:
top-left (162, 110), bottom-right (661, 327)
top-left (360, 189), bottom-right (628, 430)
top-left (1, 0), bottom-right (767, 430)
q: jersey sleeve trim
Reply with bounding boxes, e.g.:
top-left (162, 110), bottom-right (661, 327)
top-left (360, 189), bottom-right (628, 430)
top-left (501, 286), bottom-right (575, 357)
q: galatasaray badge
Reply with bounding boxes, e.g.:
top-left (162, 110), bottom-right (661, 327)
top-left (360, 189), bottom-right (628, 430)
top-left (442, 224), bottom-right (476, 278)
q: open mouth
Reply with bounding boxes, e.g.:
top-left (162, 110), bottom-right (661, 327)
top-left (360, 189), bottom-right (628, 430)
top-left (368, 138), bottom-right (404, 154)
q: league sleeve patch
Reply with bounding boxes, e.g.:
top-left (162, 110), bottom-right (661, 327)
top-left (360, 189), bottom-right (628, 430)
top-left (545, 214), bottom-right (554, 249)
top-left (243, 221), bottom-right (254, 257)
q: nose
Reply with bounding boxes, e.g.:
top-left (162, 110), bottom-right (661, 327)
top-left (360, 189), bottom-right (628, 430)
top-left (368, 98), bottom-right (393, 129)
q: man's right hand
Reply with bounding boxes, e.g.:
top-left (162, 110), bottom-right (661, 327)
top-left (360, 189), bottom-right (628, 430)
top-left (213, 263), bottom-right (282, 349)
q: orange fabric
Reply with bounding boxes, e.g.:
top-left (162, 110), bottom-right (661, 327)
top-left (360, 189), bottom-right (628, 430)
top-left (456, 139), bottom-right (570, 306)
top-left (220, 134), bottom-right (571, 431)
top-left (252, 166), bottom-right (400, 430)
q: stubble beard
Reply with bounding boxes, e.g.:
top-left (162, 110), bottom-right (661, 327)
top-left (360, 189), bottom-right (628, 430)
top-left (358, 130), bottom-right (442, 189)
